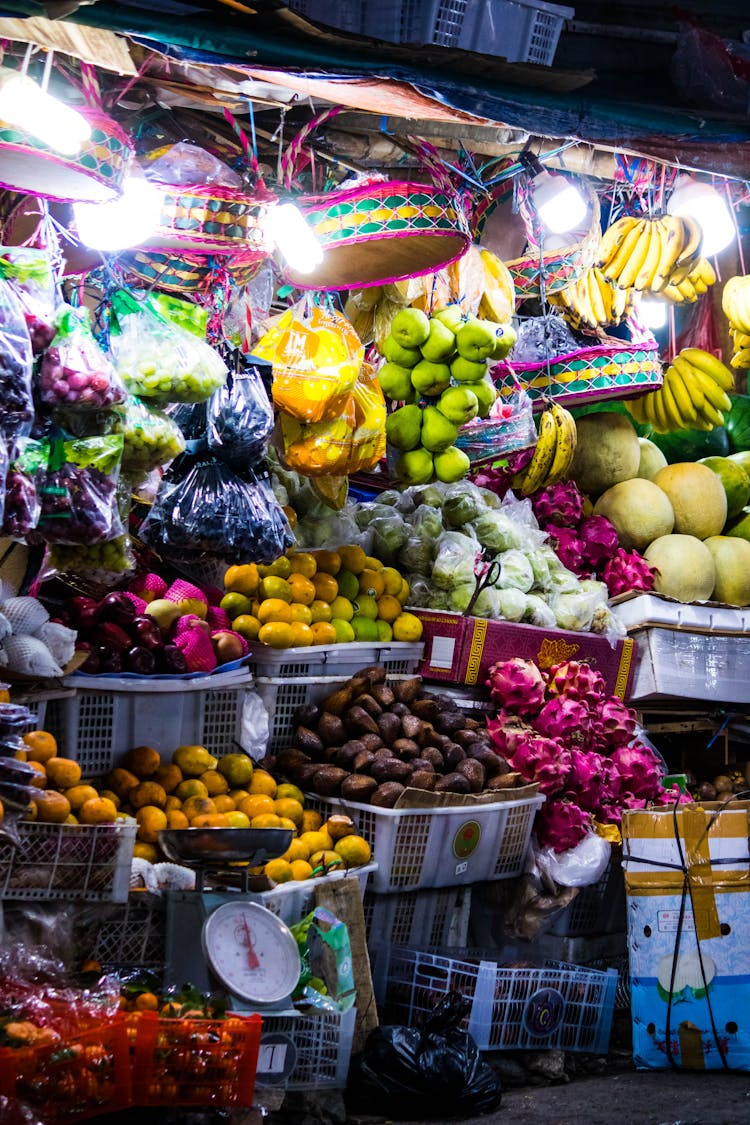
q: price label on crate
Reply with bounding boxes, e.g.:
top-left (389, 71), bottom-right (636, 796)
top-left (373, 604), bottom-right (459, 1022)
top-left (257, 1033), bottom-right (297, 1084)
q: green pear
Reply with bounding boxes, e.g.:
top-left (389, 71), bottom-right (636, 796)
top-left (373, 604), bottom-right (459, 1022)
top-left (455, 318), bottom-right (497, 361)
top-left (391, 307), bottom-right (430, 348)
top-left (145, 599), bottom-right (183, 630)
top-left (491, 321), bottom-right (517, 360)
top-left (378, 361), bottom-right (416, 401)
top-left (437, 385), bottom-right (479, 425)
top-left (420, 317), bottom-right (456, 362)
top-left (434, 305), bottom-right (467, 333)
top-left (451, 355), bottom-right (488, 384)
top-left (434, 446), bottom-right (471, 483)
top-left (397, 447), bottom-right (434, 485)
top-left (420, 405), bottom-right (459, 453)
top-left (410, 359), bottom-right (452, 397)
top-left (385, 404), bottom-right (423, 452)
top-left (382, 334), bottom-right (422, 368)
top-left (472, 374), bottom-right (498, 419)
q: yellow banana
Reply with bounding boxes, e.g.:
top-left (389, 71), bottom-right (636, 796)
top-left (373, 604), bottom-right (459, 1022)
top-left (698, 398), bottom-right (725, 428)
top-left (586, 268), bottom-right (608, 325)
top-left (688, 276), bottom-right (705, 297)
top-left (673, 216), bottom-right (702, 271)
top-left (600, 220), bottom-right (647, 285)
top-left (650, 388), bottom-right (672, 433)
top-left (652, 217), bottom-right (685, 291)
top-left (664, 367), bottom-right (697, 427)
top-left (690, 368), bottom-right (732, 415)
top-left (633, 220), bottom-right (662, 292)
top-left (723, 276), bottom-right (750, 333)
top-left (639, 390), bottom-right (658, 427)
top-left (731, 348), bottom-right (750, 369)
top-left (546, 404), bottom-right (577, 484)
top-left (678, 275), bottom-right (698, 302)
top-left (513, 408), bottom-right (558, 495)
top-left (680, 348), bottom-right (735, 393)
top-left (597, 216), bottom-right (640, 269)
top-left (616, 221), bottom-right (653, 290)
top-left (671, 355), bottom-right (705, 413)
top-left (626, 394), bottom-right (648, 424)
top-left (695, 257), bottom-right (716, 287)
top-left (479, 249), bottom-right (515, 323)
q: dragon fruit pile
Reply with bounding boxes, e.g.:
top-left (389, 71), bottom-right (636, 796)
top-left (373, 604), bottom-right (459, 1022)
top-left (486, 656), bottom-right (686, 853)
top-left (530, 481), bottom-right (656, 598)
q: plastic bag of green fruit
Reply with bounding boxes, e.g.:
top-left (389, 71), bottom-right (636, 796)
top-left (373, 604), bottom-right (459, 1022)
top-left (112, 396), bottom-right (186, 477)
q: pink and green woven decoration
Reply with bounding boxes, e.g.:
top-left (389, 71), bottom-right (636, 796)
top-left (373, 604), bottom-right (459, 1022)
top-left (124, 248), bottom-right (262, 294)
top-left (145, 183), bottom-right (274, 256)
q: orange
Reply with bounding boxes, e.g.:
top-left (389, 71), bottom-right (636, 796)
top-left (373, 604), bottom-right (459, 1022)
top-left (284, 838), bottom-right (311, 862)
top-left (259, 576), bottom-right (293, 603)
top-left (133, 842), bottom-right (159, 863)
top-left (309, 849), bottom-right (345, 873)
top-left (79, 797), bottom-right (118, 825)
top-left (364, 556), bottom-right (383, 572)
top-left (257, 599), bottom-right (293, 625)
top-left (312, 573), bottom-right (339, 603)
top-left (337, 544), bottom-right (366, 575)
top-left (334, 834), bottom-right (372, 866)
top-left (289, 603), bottom-right (313, 625)
top-left (359, 569), bottom-right (385, 598)
top-left (301, 810), bottom-right (322, 834)
top-left (392, 612), bottom-right (423, 642)
top-left (259, 621), bottom-right (295, 649)
top-left (220, 592), bottom-right (254, 620)
top-left (129, 782), bottom-right (168, 810)
top-left (64, 785), bottom-right (99, 812)
top-left (100, 789), bottom-right (121, 810)
top-left (288, 552), bottom-right (317, 579)
top-left (135, 992), bottom-right (159, 1012)
top-left (329, 596), bottom-right (354, 622)
top-left (283, 506), bottom-right (298, 529)
top-left (381, 566), bottom-right (404, 596)
top-left (277, 817), bottom-right (298, 832)
top-left (224, 811), bottom-right (251, 828)
top-left (311, 621), bottom-right (336, 646)
top-left (108, 768), bottom-right (140, 800)
top-left (175, 779), bottom-right (209, 801)
top-left (13, 748), bottom-right (27, 762)
top-left (251, 813), bottom-right (282, 828)
top-left (229, 789), bottom-right (251, 805)
top-left (376, 595), bottom-right (402, 624)
top-left (192, 813), bottom-right (230, 828)
top-left (276, 782), bottom-right (304, 804)
top-left (44, 758), bottom-right (81, 790)
top-left (264, 858), bottom-right (293, 883)
top-left (200, 770), bottom-right (229, 796)
top-left (260, 556), bottom-right (291, 579)
top-left (213, 795), bottom-right (236, 814)
top-left (64, 814), bottom-right (78, 824)
top-left (398, 578), bottom-right (410, 604)
top-left (289, 622), bottom-right (314, 647)
top-left (232, 615), bottom-right (261, 640)
top-left (218, 755), bottom-right (253, 788)
top-left (288, 574), bottom-right (316, 605)
top-left (299, 829), bottom-right (334, 855)
top-left (135, 806), bottom-right (167, 844)
top-left (224, 563), bottom-right (260, 596)
top-left (248, 771), bottom-right (277, 797)
top-left (336, 569), bottom-right (359, 600)
top-left (181, 796), bottom-right (217, 820)
top-left (153, 763), bottom-right (182, 794)
top-left (123, 745), bottom-right (160, 778)
top-left (239, 794), bottom-right (275, 820)
top-left (32, 790), bottom-right (70, 824)
top-left (27, 760), bottom-right (47, 788)
top-left (290, 860), bottom-right (313, 881)
top-left (312, 550), bottom-right (341, 576)
top-left (166, 810), bottom-right (189, 829)
top-left (309, 600), bottom-right (332, 624)
top-left (326, 814), bottom-right (356, 841)
top-left (22, 730), bottom-right (57, 763)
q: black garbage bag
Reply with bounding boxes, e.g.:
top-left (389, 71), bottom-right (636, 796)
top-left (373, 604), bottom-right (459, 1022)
top-left (354, 993), bottom-right (501, 1119)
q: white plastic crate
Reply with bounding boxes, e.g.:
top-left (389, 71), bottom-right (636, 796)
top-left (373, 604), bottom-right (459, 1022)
top-left (305, 792), bottom-right (543, 894)
top-left (92, 893), bottom-right (167, 975)
top-left (0, 820), bottom-right (136, 902)
top-left (258, 863), bottom-right (376, 925)
top-left (245, 641), bottom-right (423, 680)
top-left (286, 0), bottom-right (363, 34)
top-left (364, 0), bottom-right (573, 65)
top-left (45, 671), bottom-right (253, 778)
top-left (256, 1007), bottom-right (356, 1091)
top-left (385, 947), bottom-right (617, 1053)
top-left (547, 857), bottom-right (625, 938)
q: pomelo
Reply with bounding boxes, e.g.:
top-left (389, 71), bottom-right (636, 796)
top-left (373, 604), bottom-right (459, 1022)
top-left (636, 437), bottom-right (668, 481)
top-left (594, 478), bottom-right (674, 552)
top-left (652, 463), bottom-right (727, 540)
top-left (644, 535), bottom-right (716, 603)
top-left (699, 456), bottom-right (750, 520)
top-left (571, 413), bottom-right (640, 496)
top-left (703, 536), bottom-right (750, 606)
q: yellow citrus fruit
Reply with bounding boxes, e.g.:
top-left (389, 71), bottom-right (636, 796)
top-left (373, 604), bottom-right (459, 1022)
top-left (351, 615), bottom-right (379, 641)
top-left (259, 556), bottom-right (292, 579)
top-left (79, 797), bottom-right (118, 825)
top-left (225, 811), bottom-right (251, 828)
top-left (274, 797), bottom-right (304, 827)
top-left (398, 578), bottom-right (410, 604)
top-left (218, 754), bottom-right (254, 788)
top-left (364, 556), bottom-right (383, 572)
top-left (277, 782), bottom-right (304, 804)
top-left (259, 622), bottom-right (295, 648)
top-left (182, 796), bottom-right (217, 820)
top-left (167, 810), bottom-right (189, 829)
top-left (290, 860), bottom-right (314, 881)
top-left (45, 758), bottom-right (81, 790)
top-left (22, 731), bottom-right (57, 763)
top-left (164, 795), bottom-right (182, 813)
top-left (123, 745), bottom-right (161, 778)
top-left (312, 573), bottom-right (339, 603)
top-left (251, 813), bottom-right (282, 828)
top-left (176, 779), bottom-right (209, 801)
top-left (359, 569), bottom-right (385, 598)
top-left (309, 849), bottom-right (345, 873)
top-left (173, 746), bottom-right (217, 776)
top-left (334, 834), bottom-right (372, 866)
top-left (26, 760), bottom-right (46, 788)
top-left (376, 594), bottom-right (402, 623)
top-left (381, 566), bottom-right (403, 596)
top-left (311, 621), bottom-right (337, 645)
top-left (354, 595), bottom-right (378, 620)
top-left (326, 815), bottom-right (356, 840)
top-left (376, 620), bottom-right (393, 642)
top-left (289, 603), bottom-right (313, 625)
top-left (249, 771), bottom-right (277, 797)
top-left (312, 550), bottom-right (341, 576)
top-left (229, 789), bottom-right (250, 804)
top-left (213, 794), bottom-right (236, 813)
top-left (392, 612), bottom-right (424, 642)
top-left (224, 564), bottom-right (260, 596)
top-left (289, 552), bottom-right (317, 578)
top-left (310, 600), bottom-right (332, 623)
top-left (100, 789), bottom-right (121, 810)
top-left (135, 805), bottom-right (167, 844)
top-left (300, 829), bottom-right (334, 855)
top-left (259, 576), bottom-right (293, 603)
top-left (64, 784), bottom-right (99, 812)
top-left (330, 596), bottom-right (354, 622)
top-left (133, 842), bottom-right (159, 863)
top-left (257, 599), bottom-right (293, 625)
top-left (301, 810), bottom-right (323, 834)
top-left (130, 781), bottom-right (168, 810)
top-left (107, 768), bottom-right (140, 800)
top-left (332, 619), bottom-right (355, 643)
top-left (284, 838), bottom-right (311, 862)
top-left (338, 545), bottom-right (366, 575)
top-left (289, 622), bottom-right (314, 647)
top-left (193, 813), bottom-right (230, 828)
top-left (264, 858), bottom-right (293, 883)
top-left (232, 615), bottom-right (261, 640)
top-left (288, 574), bottom-right (316, 605)
top-left (154, 763), bottom-right (183, 794)
top-left (277, 816), bottom-right (298, 832)
top-left (336, 569), bottom-right (360, 600)
top-left (239, 794), bottom-right (275, 820)
top-left (33, 791), bottom-right (71, 824)
top-left (200, 769), bottom-right (229, 796)
top-left (220, 592), bottom-right (254, 620)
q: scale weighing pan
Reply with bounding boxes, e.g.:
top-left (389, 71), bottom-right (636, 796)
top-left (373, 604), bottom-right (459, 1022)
top-left (158, 827), bottom-right (294, 866)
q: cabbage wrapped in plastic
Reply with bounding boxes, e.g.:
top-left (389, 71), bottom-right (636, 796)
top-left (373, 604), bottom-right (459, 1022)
top-left (578, 578), bottom-right (610, 606)
top-left (547, 566), bottom-right (584, 595)
top-left (432, 531), bottom-right (481, 591)
top-left (523, 593), bottom-right (557, 629)
top-left (398, 536), bottom-right (435, 576)
top-left (442, 481), bottom-right (488, 528)
top-left (590, 605), bottom-right (628, 639)
top-left (404, 575), bottom-right (433, 608)
top-left (470, 509), bottom-right (526, 552)
top-left (526, 549), bottom-right (551, 591)
top-left (412, 504), bottom-right (444, 540)
top-left (412, 482), bottom-right (446, 509)
top-left (377, 490), bottom-right (402, 508)
top-left (449, 583), bottom-right (501, 618)
top-left (370, 514), bottom-right (408, 565)
top-left (496, 587), bottom-right (527, 622)
top-left (426, 588), bottom-right (454, 611)
top-left (499, 549), bottom-right (535, 592)
top-left (551, 589), bottom-right (601, 632)
top-left (355, 503), bottom-right (397, 529)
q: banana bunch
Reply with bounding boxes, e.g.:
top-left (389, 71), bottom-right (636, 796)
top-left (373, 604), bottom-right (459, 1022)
top-left (548, 266), bottom-right (634, 331)
top-left (661, 257), bottom-right (717, 304)
top-left (511, 403), bottom-right (577, 495)
top-left (626, 347), bottom-right (735, 433)
top-left (721, 275), bottom-right (750, 369)
top-left (478, 249), bottom-right (516, 324)
top-left (597, 215), bottom-right (702, 293)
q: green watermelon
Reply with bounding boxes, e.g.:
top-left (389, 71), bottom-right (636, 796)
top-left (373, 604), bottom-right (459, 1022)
top-left (699, 456), bottom-right (750, 519)
top-left (726, 508), bottom-right (750, 544)
top-left (571, 400), bottom-right (650, 437)
top-left (650, 426), bottom-right (730, 464)
top-left (725, 395), bottom-right (750, 453)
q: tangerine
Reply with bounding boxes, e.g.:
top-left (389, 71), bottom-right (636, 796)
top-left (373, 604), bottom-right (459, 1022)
top-left (22, 730), bottom-right (57, 763)
top-left (45, 758), bottom-right (81, 790)
top-left (364, 556), bottom-right (383, 571)
top-left (336, 569), bottom-right (360, 600)
top-left (309, 600), bottom-right (332, 624)
top-left (123, 745), bottom-right (160, 778)
top-left (337, 545), bottom-right (366, 575)
top-left (108, 768), bottom-right (140, 800)
top-left (100, 789), bottom-right (121, 810)
top-left (277, 816), bottom-right (298, 832)
top-left (248, 771), bottom-right (277, 797)
top-left (213, 795), bottom-right (236, 813)
top-left (381, 566), bottom-right (404, 596)
top-left (264, 858), bottom-right (293, 883)
top-left (288, 574), bottom-right (316, 605)
top-left (224, 563), bottom-right (260, 596)
top-left (300, 810), bottom-right (323, 834)
top-left (359, 569), bottom-right (385, 598)
top-left (329, 596), bottom-right (354, 622)
top-left (217, 755), bottom-right (254, 788)
top-left (259, 576), bottom-right (293, 603)
top-left (257, 599), bottom-right (293, 625)
top-left (133, 842), bottom-right (159, 863)
top-left (276, 782), bottom-right (304, 804)
top-left (33, 790), bottom-right (71, 824)
top-left (27, 760), bottom-right (47, 788)
top-left (224, 811), bottom-right (251, 828)
top-left (166, 810), bottom-right (189, 829)
top-left (200, 769), bottom-right (229, 796)
top-left (258, 622), bottom-right (295, 648)
top-left (289, 860), bottom-right (313, 881)
top-left (251, 813), bottom-right (282, 828)
top-left (229, 789), bottom-right (251, 804)
top-left (232, 614), bottom-right (261, 640)
top-left (289, 622), bottom-right (314, 647)
top-left (65, 785), bottom-right (99, 812)
top-left (129, 781), bottom-right (168, 810)
top-left (153, 763), bottom-right (182, 794)
top-left (289, 603), bottom-right (313, 625)
top-left (392, 612), bottom-right (423, 642)
top-left (312, 573), bottom-right (339, 603)
top-left (175, 779), bottom-right (209, 801)
top-left (288, 552), bottom-right (317, 578)
top-left (284, 838), bottom-right (311, 863)
top-left (334, 834), bottom-right (372, 866)
top-left (312, 550), bottom-right (341, 576)
top-left (181, 796), bottom-right (217, 820)
top-left (239, 794), bottom-right (275, 820)
top-left (376, 594), bottom-right (402, 623)
top-left (135, 806), bottom-right (168, 843)
top-left (192, 813), bottom-right (230, 828)
top-left (134, 992), bottom-right (160, 1012)
top-left (220, 592), bottom-right (254, 620)
top-left (311, 621), bottom-right (336, 645)
top-left (79, 797), bottom-right (118, 825)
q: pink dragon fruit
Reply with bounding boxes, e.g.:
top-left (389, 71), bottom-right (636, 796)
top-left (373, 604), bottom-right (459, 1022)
top-left (486, 658), bottom-right (546, 716)
top-left (546, 660), bottom-right (607, 707)
top-left (597, 794), bottom-right (648, 825)
top-left (564, 748), bottom-right (606, 812)
top-left (601, 548), bottom-right (656, 598)
top-left (508, 734), bottom-right (571, 795)
top-left (652, 784), bottom-right (692, 808)
top-left (547, 526), bottom-right (589, 575)
top-left (530, 480), bottom-right (585, 529)
top-left (532, 696), bottom-right (593, 747)
top-left (593, 697), bottom-right (638, 750)
top-left (578, 515), bottom-right (620, 570)
top-left (534, 799), bottom-right (591, 853)
top-left (487, 713), bottom-right (534, 757)
top-left (608, 742), bottom-right (664, 800)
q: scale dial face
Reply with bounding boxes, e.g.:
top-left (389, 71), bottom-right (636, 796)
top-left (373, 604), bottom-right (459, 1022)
top-left (202, 901), bottom-right (301, 1005)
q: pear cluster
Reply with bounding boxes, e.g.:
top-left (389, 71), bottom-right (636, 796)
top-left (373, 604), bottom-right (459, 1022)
top-left (379, 306), bottom-right (516, 486)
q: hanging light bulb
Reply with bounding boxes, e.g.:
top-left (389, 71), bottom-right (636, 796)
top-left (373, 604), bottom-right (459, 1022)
top-left (667, 174), bottom-right (735, 258)
top-left (267, 202), bottom-right (324, 274)
top-left (639, 297), bottom-right (668, 330)
top-left (73, 173), bottom-right (161, 251)
top-left (0, 50), bottom-right (91, 156)
top-left (519, 151), bottom-right (588, 235)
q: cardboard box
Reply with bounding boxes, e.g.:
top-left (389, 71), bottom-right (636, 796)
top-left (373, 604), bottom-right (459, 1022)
top-left (629, 627), bottom-right (750, 704)
top-left (623, 804), bottom-right (750, 1071)
top-left (413, 609), bottom-right (636, 702)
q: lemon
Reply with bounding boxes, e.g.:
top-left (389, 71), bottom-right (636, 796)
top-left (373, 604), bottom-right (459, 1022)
top-left (330, 596), bottom-right (354, 622)
top-left (376, 620), bottom-right (393, 642)
top-left (264, 858), bottom-right (293, 883)
top-left (290, 603), bottom-right (313, 625)
top-left (392, 612), bottom-right (423, 642)
top-left (332, 618), bottom-right (356, 643)
top-left (220, 592), bottom-right (253, 620)
top-left (351, 615), bottom-right (379, 642)
top-left (232, 614), bottom-right (261, 640)
top-left (259, 576), bottom-right (293, 602)
top-left (336, 569), bottom-right (360, 600)
top-left (355, 595), bottom-right (378, 620)
top-left (310, 599), bottom-right (332, 623)
top-left (381, 566), bottom-right (404, 596)
top-left (277, 783), bottom-right (304, 805)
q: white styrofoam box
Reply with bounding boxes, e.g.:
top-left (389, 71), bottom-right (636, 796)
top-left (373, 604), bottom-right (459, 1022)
top-left (629, 627), bottom-right (750, 703)
top-left (612, 594), bottom-right (749, 634)
top-left (305, 792), bottom-right (543, 894)
top-left (0, 820), bottom-right (136, 902)
top-left (258, 863), bottom-right (376, 926)
top-left (256, 1007), bottom-right (356, 1091)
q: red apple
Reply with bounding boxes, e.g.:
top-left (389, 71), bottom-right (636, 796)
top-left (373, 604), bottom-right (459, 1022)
top-left (69, 595), bottom-right (99, 630)
top-left (126, 646), bottom-right (156, 675)
top-left (130, 615), bottom-right (163, 650)
top-left (95, 591), bottom-right (136, 628)
top-left (92, 622), bottom-right (132, 653)
top-left (159, 645), bottom-right (188, 674)
top-left (211, 630), bottom-right (245, 664)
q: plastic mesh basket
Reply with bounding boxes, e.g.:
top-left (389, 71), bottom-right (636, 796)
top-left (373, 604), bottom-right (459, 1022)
top-left (547, 857), bottom-right (626, 937)
top-left (0, 820), bottom-right (136, 902)
top-left (385, 947), bottom-right (617, 1053)
top-left (245, 642), bottom-right (423, 679)
top-left (92, 894), bottom-right (167, 977)
top-left (364, 887), bottom-right (471, 955)
top-left (256, 1008), bottom-right (356, 1090)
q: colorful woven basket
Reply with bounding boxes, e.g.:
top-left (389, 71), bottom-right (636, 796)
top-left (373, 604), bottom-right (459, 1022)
top-left (124, 248), bottom-right (262, 294)
top-left (506, 182), bottom-right (601, 301)
top-left (143, 183), bottom-right (274, 256)
top-left (0, 108), bottom-right (131, 203)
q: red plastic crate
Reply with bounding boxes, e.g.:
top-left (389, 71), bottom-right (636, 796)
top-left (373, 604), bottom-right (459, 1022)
top-left (131, 1011), bottom-right (263, 1107)
top-left (0, 1015), bottom-right (132, 1122)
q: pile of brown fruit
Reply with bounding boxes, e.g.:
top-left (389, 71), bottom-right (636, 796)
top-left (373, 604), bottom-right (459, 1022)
top-left (265, 666), bottom-right (529, 807)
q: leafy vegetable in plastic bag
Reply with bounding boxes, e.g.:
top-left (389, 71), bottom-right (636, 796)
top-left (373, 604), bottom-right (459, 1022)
top-left (550, 589), bottom-right (602, 631)
top-left (397, 536), bottom-right (434, 576)
top-left (112, 396), bottom-right (185, 476)
top-left (497, 587), bottom-right (528, 622)
top-left (432, 531), bottom-right (481, 590)
top-left (33, 434), bottom-right (124, 545)
top-left (355, 504), bottom-right (397, 530)
top-left (523, 593), bottom-right (557, 629)
top-left (207, 362), bottom-right (273, 469)
top-left (470, 509), bottom-right (527, 552)
top-left (499, 549), bottom-right (535, 592)
top-left (370, 514), bottom-right (408, 565)
top-left (442, 481), bottom-right (488, 527)
top-left (412, 504), bottom-right (443, 540)
top-left (38, 307), bottom-right (126, 411)
top-left (0, 270), bottom-right (34, 456)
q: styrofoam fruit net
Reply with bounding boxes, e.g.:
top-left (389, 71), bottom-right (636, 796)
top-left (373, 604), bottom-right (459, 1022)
top-left (35, 621), bottom-right (77, 666)
top-left (2, 634), bottom-right (62, 677)
top-left (164, 579), bottom-right (206, 605)
top-left (2, 596), bottom-right (49, 635)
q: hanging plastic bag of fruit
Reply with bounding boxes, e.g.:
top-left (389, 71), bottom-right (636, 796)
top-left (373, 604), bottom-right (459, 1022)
top-left (111, 396), bottom-right (186, 478)
top-left (206, 359), bottom-right (274, 470)
top-left (109, 290), bottom-right (228, 403)
top-left (349, 359), bottom-right (386, 472)
top-left (38, 306), bottom-right (126, 412)
top-left (254, 295), bottom-right (363, 424)
top-left (0, 265), bottom-right (34, 459)
top-left (0, 246), bottom-right (58, 355)
top-left (1, 440), bottom-right (45, 539)
top-left (30, 433), bottom-right (124, 546)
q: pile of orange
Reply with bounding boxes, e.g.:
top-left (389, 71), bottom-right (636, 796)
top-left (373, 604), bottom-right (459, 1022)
top-left (221, 546), bottom-right (423, 650)
top-left (16, 730), bottom-right (119, 827)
